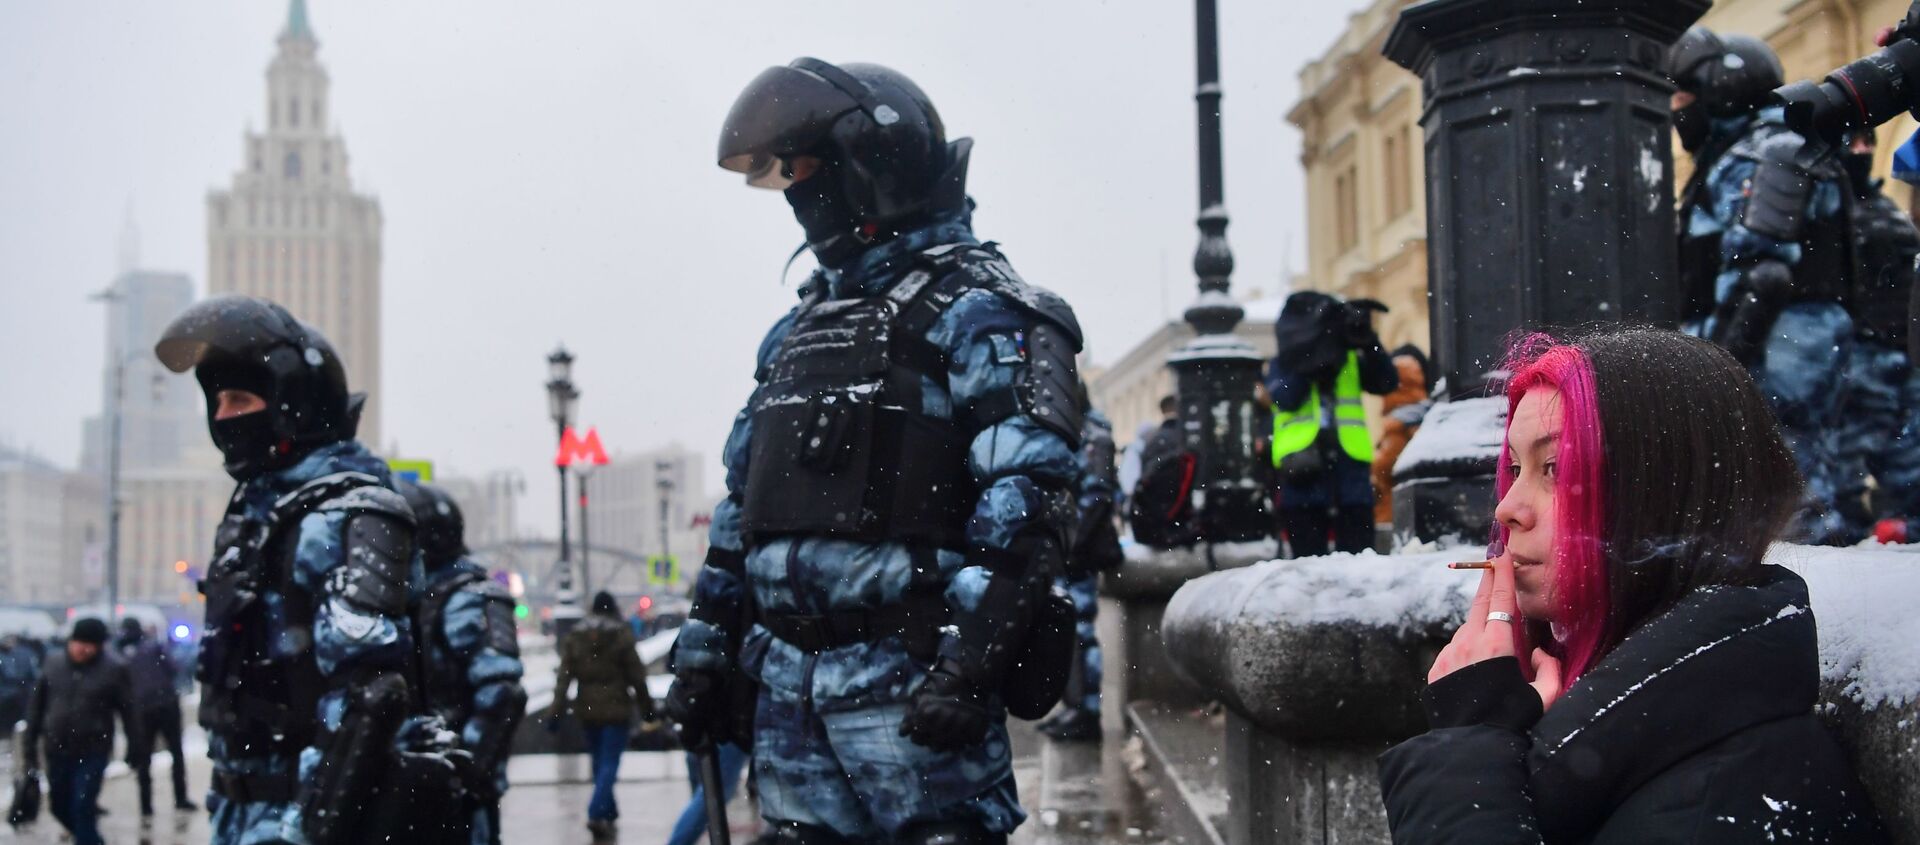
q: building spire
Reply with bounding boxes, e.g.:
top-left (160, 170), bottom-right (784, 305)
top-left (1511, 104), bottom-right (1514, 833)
top-left (284, 0), bottom-right (314, 41)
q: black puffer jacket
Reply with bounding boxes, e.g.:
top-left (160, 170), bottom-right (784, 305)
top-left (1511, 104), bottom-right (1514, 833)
top-left (1379, 566), bottom-right (1886, 844)
top-left (21, 650), bottom-right (138, 762)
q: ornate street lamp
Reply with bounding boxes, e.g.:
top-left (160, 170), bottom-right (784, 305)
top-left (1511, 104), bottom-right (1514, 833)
top-left (1168, 0), bottom-right (1270, 544)
top-left (545, 345), bottom-right (581, 633)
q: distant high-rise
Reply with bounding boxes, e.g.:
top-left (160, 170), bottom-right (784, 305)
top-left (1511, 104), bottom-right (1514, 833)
top-left (207, 0), bottom-right (384, 444)
top-left (79, 269), bottom-right (200, 475)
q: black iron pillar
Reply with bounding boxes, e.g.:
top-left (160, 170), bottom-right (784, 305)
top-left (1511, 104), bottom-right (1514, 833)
top-left (1381, 0), bottom-right (1706, 542)
top-left (1169, 0), bottom-right (1269, 544)
top-left (1384, 0), bottom-right (1707, 395)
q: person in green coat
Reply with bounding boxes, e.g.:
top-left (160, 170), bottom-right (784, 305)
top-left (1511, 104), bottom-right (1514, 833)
top-left (553, 592), bottom-right (655, 838)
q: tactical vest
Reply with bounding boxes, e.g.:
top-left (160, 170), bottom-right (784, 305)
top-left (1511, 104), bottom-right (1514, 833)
top-left (1850, 190), bottom-right (1920, 348)
top-left (1729, 126), bottom-right (1854, 305)
top-left (198, 472), bottom-right (380, 756)
top-left (1272, 352), bottom-right (1373, 466)
top-left (1678, 162), bottom-right (1724, 324)
top-left (739, 243), bottom-right (1082, 548)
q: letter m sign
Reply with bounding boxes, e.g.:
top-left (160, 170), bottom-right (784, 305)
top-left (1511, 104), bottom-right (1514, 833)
top-left (555, 426), bottom-right (610, 467)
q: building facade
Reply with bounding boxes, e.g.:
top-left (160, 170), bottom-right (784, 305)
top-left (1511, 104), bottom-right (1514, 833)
top-left (581, 445), bottom-right (710, 592)
top-left (1288, 0), bottom-right (1917, 363)
top-left (207, 0), bottom-right (385, 443)
top-left (438, 469), bottom-right (525, 551)
top-left (0, 448), bottom-right (77, 605)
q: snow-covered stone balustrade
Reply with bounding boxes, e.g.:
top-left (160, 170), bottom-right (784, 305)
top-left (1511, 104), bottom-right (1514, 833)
top-left (1156, 545), bottom-right (1920, 845)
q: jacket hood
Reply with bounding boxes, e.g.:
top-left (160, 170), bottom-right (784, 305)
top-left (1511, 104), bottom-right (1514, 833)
top-left (1527, 565), bottom-right (1819, 840)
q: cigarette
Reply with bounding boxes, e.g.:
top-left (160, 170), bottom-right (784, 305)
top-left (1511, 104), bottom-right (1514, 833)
top-left (1447, 561), bottom-right (1495, 570)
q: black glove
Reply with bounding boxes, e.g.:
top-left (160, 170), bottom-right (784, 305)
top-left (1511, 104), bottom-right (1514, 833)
top-left (1710, 259), bottom-right (1794, 367)
top-left (448, 748), bottom-right (496, 802)
top-left (664, 669), bottom-right (727, 750)
top-left (899, 661), bottom-right (993, 751)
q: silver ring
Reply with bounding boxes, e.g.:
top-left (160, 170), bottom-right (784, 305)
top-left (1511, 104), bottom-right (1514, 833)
top-left (1486, 611), bottom-right (1515, 624)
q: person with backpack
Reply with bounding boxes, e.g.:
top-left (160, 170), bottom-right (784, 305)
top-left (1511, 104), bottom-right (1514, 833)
top-left (398, 481), bottom-right (526, 845)
top-left (1267, 291), bottom-right (1398, 557)
top-left (1129, 395), bottom-right (1199, 548)
top-left (554, 591), bottom-right (654, 839)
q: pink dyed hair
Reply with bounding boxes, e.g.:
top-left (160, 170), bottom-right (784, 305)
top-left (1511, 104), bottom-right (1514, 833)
top-left (1495, 336), bottom-right (1609, 690)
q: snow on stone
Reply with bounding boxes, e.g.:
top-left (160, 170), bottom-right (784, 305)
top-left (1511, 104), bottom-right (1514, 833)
top-left (1168, 548), bottom-right (1479, 635)
top-left (1392, 395), bottom-right (1506, 475)
top-left (1770, 543), bottom-right (1920, 709)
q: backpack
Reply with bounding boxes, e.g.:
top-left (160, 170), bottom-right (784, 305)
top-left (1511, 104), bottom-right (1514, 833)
top-left (1128, 425), bottom-right (1200, 549)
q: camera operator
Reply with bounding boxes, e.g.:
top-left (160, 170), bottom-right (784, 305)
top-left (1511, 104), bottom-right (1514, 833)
top-left (1671, 27), bottom-right (1858, 544)
top-left (1266, 291), bottom-right (1397, 557)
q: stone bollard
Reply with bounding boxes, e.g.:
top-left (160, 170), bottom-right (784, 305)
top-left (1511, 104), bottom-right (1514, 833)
top-left (1158, 545), bottom-right (1920, 844)
top-left (1162, 550), bottom-right (1473, 845)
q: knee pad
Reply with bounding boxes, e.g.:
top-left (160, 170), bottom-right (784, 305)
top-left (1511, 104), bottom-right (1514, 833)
top-left (767, 821), bottom-right (859, 845)
top-left (897, 820), bottom-right (1008, 845)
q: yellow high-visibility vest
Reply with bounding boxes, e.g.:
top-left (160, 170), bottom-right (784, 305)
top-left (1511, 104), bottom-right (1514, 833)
top-left (1271, 352), bottom-right (1373, 465)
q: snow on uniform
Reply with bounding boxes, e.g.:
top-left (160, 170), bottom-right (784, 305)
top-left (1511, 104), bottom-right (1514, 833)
top-left (678, 217), bottom-right (1082, 840)
top-left (203, 441), bottom-right (413, 845)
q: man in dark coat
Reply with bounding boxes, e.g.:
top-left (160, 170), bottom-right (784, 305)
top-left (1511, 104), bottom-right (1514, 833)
top-left (20, 618), bottom-right (138, 845)
top-left (114, 618), bottom-right (195, 816)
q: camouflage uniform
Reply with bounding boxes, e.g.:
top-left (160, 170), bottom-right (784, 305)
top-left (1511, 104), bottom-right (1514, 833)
top-left (677, 217), bottom-right (1081, 840)
top-left (1683, 107), bottom-right (1856, 543)
top-left (203, 441), bottom-right (414, 845)
top-left (1060, 410), bottom-right (1118, 720)
top-left (414, 557), bottom-right (526, 845)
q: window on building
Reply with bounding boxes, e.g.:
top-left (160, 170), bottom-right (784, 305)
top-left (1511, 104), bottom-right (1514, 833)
top-left (290, 97), bottom-right (301, 128)
top-left (285, 152), bottom-right (302, 181)
top-left (1335, 165), bottom-right (1360, 254)
top-left (1384, 126), bottom-right (1414, 220)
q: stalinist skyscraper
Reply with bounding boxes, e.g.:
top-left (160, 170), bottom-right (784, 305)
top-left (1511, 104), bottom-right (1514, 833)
top-left (208, 0), bottom-right (385, 444)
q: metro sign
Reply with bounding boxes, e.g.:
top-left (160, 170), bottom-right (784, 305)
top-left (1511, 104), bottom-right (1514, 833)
top-left (555, 426), bottom-right (611, 467)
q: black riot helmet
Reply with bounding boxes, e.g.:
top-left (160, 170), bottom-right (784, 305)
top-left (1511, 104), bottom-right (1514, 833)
top-left (718, 58), bottom-right (971, 266)
top-left (396, 481), bottom-right (467, 569)
top-left (154, 295), bottom-right (362, 480)
top-left (1667, 28), bottom-right (1785, 118)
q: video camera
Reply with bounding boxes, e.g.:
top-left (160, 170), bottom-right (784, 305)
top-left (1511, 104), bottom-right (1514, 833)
top-left (1774, 1), bottom-right (1920, 155)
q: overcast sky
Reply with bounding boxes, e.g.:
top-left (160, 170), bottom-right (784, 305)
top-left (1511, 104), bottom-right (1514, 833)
top-left (0, 1), bottom-right (1363, 535)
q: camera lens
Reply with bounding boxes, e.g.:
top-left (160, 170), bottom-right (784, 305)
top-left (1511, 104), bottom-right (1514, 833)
top-left (1777, 38), bottom-right (1920, 148)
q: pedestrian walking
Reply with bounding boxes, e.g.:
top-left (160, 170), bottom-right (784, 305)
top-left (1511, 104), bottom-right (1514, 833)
top-left (0, 634), bottom-right (36, 731)
top-left (113, 617), bottom-right (196, 816)
top-left (554, 591), bottom-right (654, 839)
top-left (1379, 328), bottom-right (1886, 843)
top-left (665, 741), bottom-right (748, 845)
top-left (19, 617), bottom-right (138, 845)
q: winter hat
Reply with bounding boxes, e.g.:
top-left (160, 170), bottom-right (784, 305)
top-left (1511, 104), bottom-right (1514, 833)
top-left (591, 591), bottom-right (619, 616)
top-left (70, 617), bottom-right (110, 644)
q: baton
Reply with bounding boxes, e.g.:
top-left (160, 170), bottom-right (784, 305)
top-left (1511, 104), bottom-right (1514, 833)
top-left (697, 743), bottom-right (731, 845)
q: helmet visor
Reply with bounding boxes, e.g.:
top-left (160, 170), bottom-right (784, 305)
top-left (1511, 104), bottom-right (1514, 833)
top-left (718, 64), bottom-right (859, 187)
top-left (154, 294), bottom-right (300, 374)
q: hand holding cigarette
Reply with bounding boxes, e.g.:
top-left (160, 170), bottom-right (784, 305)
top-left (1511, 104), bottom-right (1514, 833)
top-left (1426, 553), bottom-right (1564, 711)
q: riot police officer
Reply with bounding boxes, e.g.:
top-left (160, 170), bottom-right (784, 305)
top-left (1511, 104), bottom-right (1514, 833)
top-left (399, 481), bottom-right (528, 845)
top-left (1671, 28), bottom-right (1858, 543)
top-left (155, 295), bottom-right (462, 845)
top-left (666, 58), bottom-right (1085, 843)
top-left (1038, 391), bottom-right (1122, 743)
top-left (1835, 133), bottom-right (1920, 540)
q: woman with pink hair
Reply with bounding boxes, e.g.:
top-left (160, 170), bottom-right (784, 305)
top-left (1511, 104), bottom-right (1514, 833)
top-left (1379, 328), bottom-right (1886, 843)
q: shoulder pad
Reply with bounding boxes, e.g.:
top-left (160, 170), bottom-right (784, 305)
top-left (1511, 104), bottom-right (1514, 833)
top-left (1741, 153), bottom-right (1813, 242)
top-left (335, 510), bottom-right (413, 616)
top-left (315, 483), bottom-right (416, 526)
top-left (920, 244), bottom-right (1084, 349)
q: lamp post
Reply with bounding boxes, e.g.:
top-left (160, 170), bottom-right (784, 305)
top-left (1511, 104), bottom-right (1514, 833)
top-left (654, 458), bottom-right (675, 582)
top-left (545, 345), bottom-right (581, 635)
top-left (88, 287), bottom-right (126, 621)
top-left (1168, 0), bottom-right (1269, 544)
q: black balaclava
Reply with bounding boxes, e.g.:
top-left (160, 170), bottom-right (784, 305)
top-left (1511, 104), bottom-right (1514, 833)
top-left (1674, 100), bottom-right (1711, 153)
top-left (195, 356), bottom-right (292, 481)
top-left (1843, 150), bottom-right (1877, 197)
top-left (784, 157), bottom-right (867, 268)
